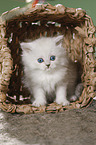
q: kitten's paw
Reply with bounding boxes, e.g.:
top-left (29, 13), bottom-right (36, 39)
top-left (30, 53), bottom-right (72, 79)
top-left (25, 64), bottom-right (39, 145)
top-left (32, 98), bottom-right (46, 107)
top-left (62, 100), bottom-right (70, 106)
top-left (70, 95), bottom-right (77, 102)
top-left (55, 98), bottom-right (70, 106)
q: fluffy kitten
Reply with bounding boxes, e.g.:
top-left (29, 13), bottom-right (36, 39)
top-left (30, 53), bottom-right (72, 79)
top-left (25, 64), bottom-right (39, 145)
top-left (20, 36), bottom-right (81, 107)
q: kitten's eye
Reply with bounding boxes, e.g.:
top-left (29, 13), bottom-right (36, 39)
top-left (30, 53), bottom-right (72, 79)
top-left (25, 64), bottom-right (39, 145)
top-left (37, 58), bottom-right (44, 63)
top-left (50, 56), bottom-right (55, 61)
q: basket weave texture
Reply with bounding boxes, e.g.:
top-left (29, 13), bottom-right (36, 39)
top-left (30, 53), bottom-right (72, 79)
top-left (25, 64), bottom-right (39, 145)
top-left (0, 3), bottom-right (96, 114)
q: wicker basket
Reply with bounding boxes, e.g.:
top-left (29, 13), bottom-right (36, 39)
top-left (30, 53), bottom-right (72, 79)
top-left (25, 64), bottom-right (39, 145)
top-left (0, 3), bottom-right (96, 114)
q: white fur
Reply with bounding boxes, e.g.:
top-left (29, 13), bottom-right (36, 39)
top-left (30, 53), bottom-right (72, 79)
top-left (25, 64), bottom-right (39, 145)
top-left (20, 36), bottom-right (73, 107)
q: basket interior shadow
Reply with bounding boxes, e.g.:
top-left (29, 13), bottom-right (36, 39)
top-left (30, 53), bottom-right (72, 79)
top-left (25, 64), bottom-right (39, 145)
top-left (0, 4), bottom-right (96, 113)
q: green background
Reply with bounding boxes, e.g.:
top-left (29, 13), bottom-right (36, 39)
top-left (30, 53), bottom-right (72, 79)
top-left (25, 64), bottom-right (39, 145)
top-left (0, 0), bottom-right (96, 26)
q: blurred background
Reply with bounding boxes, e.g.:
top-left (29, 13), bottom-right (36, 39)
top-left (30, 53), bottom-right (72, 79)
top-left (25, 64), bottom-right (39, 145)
top-left (0, 0), bottom-right (96, 26)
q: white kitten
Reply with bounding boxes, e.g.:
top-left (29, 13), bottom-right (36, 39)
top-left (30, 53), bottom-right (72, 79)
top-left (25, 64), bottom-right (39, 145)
top-left (20, 36), bottom-right (79, 107)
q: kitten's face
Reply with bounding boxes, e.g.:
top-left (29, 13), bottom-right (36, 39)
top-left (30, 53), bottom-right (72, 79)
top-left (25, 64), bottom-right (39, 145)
top-left (20, 36), bottom-right (67, 72)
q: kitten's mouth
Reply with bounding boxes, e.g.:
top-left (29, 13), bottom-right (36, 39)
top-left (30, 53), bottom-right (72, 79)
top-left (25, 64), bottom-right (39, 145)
top-left (46, 68), bottom-right (50, 71)
top-left (45, 67), bottom-right (51, 71)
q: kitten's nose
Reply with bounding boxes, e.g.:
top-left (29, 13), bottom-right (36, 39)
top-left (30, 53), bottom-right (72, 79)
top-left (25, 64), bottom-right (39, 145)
top-left (46, 64), bottom-right (50, 68)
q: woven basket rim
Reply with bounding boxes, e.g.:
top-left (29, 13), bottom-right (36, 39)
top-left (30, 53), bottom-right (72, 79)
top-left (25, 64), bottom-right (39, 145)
top-left (0, 3), bottom-right (86, 23)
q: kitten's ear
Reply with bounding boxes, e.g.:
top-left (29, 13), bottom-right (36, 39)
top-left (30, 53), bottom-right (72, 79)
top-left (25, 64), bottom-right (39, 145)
top-left (54, 35), bottom-right (64, 46)
top-left (20, 42), bottom-right (31, 52)
top-left (54, 35), bottom-right (64, 42)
